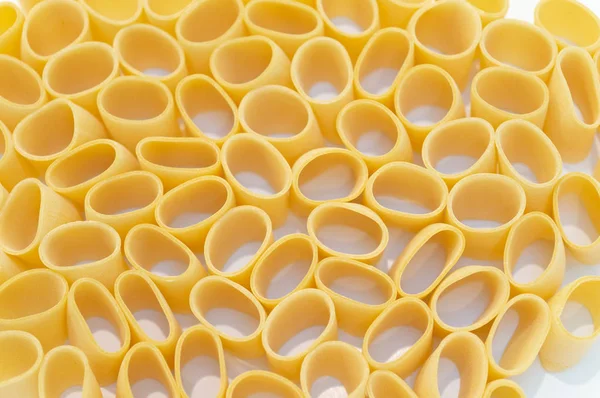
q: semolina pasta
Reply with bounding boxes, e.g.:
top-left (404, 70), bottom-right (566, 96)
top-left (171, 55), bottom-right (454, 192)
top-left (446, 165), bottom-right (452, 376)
top-left (0, 120), bottom-right (36, 191)
top-left (226, 370), bottom-right (303, 398)
top-left (0, 331), bottom-right (43, 397)
top-left (77, 0), bottom-right (144, 44)
top-left (142, 0), bottom-right (194, 35)
top-left (366, 370), bottom-right (418, 398)
top-left (466, 0), bottom-right (509, 26)
top-left (0, 2), bottom-right (23, 58)
top-left (0, 250), bottom-right (25, 285)
top-left (377, 0), bottom-right (433, 29)
top-left (483, 379), bottom-right (526, 398)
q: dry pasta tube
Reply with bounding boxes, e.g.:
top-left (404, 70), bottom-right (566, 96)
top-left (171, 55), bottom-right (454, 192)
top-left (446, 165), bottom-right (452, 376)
top-left (125, 224), bottom-right (206, 313)
top-left (204, 206), bottom-right (273, 288)
top-left (422, 118), bottom-right (496, 190)
top-left (39, 221), bottom-right (127, 290)
top-left (221, 134), bottom-right (292, 227)
top-left (377, 0), bottom-right (432, 29)
top-left (364, 162), bottom-right (448, 231)
top-left (0, 55), bottom-right (47, 131)
top-left (504, 212), bottom-right (565, 300)
top-left (250, 233), bottom-right (319, 312)
top-left (45, 139), bottom-right (139, 207)
top-left (0, 331), bottom-right (43, 397)
top-left (496, 120), bottom-right (563, 214)
top-left (42, 42), bottom-right (119, 117)
top-left (316, 257), bottom-right (396, 336)
top-left (78, 0), bottom-right (144, 44)
top-left (552, 173), bottom-right (600, 264)
top-left (175, 0), bottom-right (246, 75)
top-left (596, 48), bottom-right (600, 75)
top-left (115, 271), bottom-right (182, 367)
top-left (408, 0), bottom-right (482, 90)
top-left (21, 0), bottom-right (91, 74)
top-left (301, 341), bottom-right (370, 398)
top-left (142, 0), bottom-right (193, 35)
top-left (67, 278), bottom-right (131, 386)
top-left (227, 370), bottom-right (303, 398)
top-left (308, 202), bottom-right (389, 264)
top-left (467, 0), bottom-right (508, 26)
top-left (414, 332), bottom-right (487, 398)
top-left (362, 298), bottom-right (433, 378)
top-left (0, 121), bottom-right (36, 191)
top-left (114, 24), bottom-right (187, 93)
top-left (535, 0), bottom-right (600, 54)
top-left (155, 176), bottom-right (235, 252)
top-left (337, 100), bottom-right (412, 174)
top-left (117, 343), bottom-right (179, 398)
top-left (430, 266), bottom-right (510, 336)
top-left (539, 276), bottom-right (600, 371)
top-left (446, 173), bottom-right (527, 259)
top-left (0, 183), bottom-right (6, 210)
top-left (175, 325), bottom-right (227, 398)
top-left (391, 223), bottom-right (465, 299)
top-left (316, 0), bottom-right (380, 63)
top-left (354, 28), bottom-right (414, 109)
top-left (0, 269), bottom-right (68, 351)
top-left (483, 380), bottom-right (526, 398)
top-left (0, 3), bottom-right (23, 58)
top-left (85, 171), bottom-right (163, 240)
top-left (38, 346), bottom-right (102, 398)
top-left (544, 47), bottom-right (600, 162)
top-left (262, 289), bottom-right (336, 380)
top-left (176, 75), bottom-right (240, 146)
top-left (479, 19), bottom-right (557, 82)
top-left (485, 294), bottom-right (551, 380)
top-left (239, 85), bottom-right (324, 165)
top-left (244, 0), bottom-right (324, 58)
top-left (291, 37), bottom-right (354, 143)
top-left (0, 251), bottom-right (25, 285)
top-left (291, 148), bottom-right (368, 217)
top-left (13, 99), bottom-right (107, 176)
top-left (0, 178), bottom-right (81, 266)
top-left (367, 371), bottom-right (417, 398)
top-left (394, 65), bottom-right (464, 151)
top-left (190, 276), bottom-right (267, 358)
top-left (471, 66), bottom-right (549, 129)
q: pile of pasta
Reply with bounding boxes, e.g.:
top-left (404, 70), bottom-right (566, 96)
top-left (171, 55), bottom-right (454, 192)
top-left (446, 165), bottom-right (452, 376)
top-left (1, 0), bottom-right (600, 397)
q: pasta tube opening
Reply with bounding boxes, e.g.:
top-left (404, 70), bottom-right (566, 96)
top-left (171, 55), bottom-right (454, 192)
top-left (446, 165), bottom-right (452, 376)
top-left (38, 346), bottom-right (101, 398)
top-left (227, 370), bottom-right (303, 398)
top-left (483, 380), bottom-right (526, 398)
top-left (0, 3), bottom-right (23, 58)
top-left (0, 120), bottom-right (36, 191)
top-left (143, 0), bottom-right (194, 35)
top-left (0, 331), bottom-right (43, 397)
top-left (366, 370), bottom-right (417, 398)
top-left (466, 0), bottom-right (508, 26)
top-left (79, 0), bottom-right (143, 43)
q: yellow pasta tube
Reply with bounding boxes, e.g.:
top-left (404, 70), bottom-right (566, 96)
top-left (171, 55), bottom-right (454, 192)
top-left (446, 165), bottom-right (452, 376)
top-left (39, 221), bottom-right (127, 289)
top-left (67, 278), bottom-right (131, 386)
top-left (238, 85), bottom-right (324, 165)
top-left (0, 250), bottom-right (25, 285)
top-left (430, 266), bottom-right (511, 336)
top-left (394, 65), bottom-right (465, 151)
top-left (13, 99), bottom-right (107, 176)
top-left (142, 0), bottom-right (193, 35)
top-left (0, 331), bottom-right (43, 398)
top-left (0, 55), bottom-right (47, 131)
top-left (221, 134), bottom-right (292, 227)
top-left (539, 276), bottom-right (600, 371)
top-left (316, 0), bottom-right (380, 63)
top-left (244, 0), bottom-right (324, 58)
top-left (446, 173), bottom-right (527, 259)
top-left (84, 171), bottom-right (163, 239)
top-left (45, 139), bottom-right (139, 207)
top-left (42, 42), bottom-right (119, 117)
top-left (414, 332), bottom-right (487, 398)
top-left (78, 0), bottom-right (144, 44)
top-left (466, 0), bottom-right (508, 26)
top-left (114, 271), bottom-right (182, 366)
top-left (0, 120), bottom-right (36, 191)
top-left (363, 297), bottom-right (433, 378)
top-left (175, 325), bottom-right (227, 398)
top-left (315, 257), bottom-right (396, 336)
top-left (471, 66), bottom-right (550, 129)
top-left (504, 212), bottom-right (565, 300)
top-left (483, 380), bottom-right (526, 398)
top-left (125, 224), bottom-right (206, 313)
top-left (364, 161), bottom-right (448, 231)
top-left (408, 0), bottom-right (482, 90)
top-left (0, 178), bottom-right (81, 266)
top-left (479, 19), bottom-right (558, 82)
top-left (190, 276), bottom-right (267, 358)
top-left (0, 269), bottom-right (68, 351)
top-left (116, 343), bottom-right (179, 398)
top-left (485, 294), bottom-right (551, 380)
top-left (300, 341), bottom-right (370, 398)
top-left (262, 289), bottom-right (337, 380)
top-left (21, 0), bottom-right (91, 74)
top-left (97, 76), bottom-right (180, 152)
top-left (377, 0), bottom-right (432, 29)
top-left (366, 370), bottom-right (418, 398)
top-left (38, 345), bottom-right (102, 398)
top-left (354, 28), bottom-right (414, 108)
top-left (291, 36), bottom-right (354, 143)
top-left (422, 118), bottom-right (496, 189)
top-left (250, 233), bottom-right (319, 312)
top-left (175, 0), bottom-right (246, 75)
top-left (544, 47), bottom-right (600, 162)
top-left (227, 370), bottom-right (302, 398)
top-left (0, 2), bottom-right (23, 58)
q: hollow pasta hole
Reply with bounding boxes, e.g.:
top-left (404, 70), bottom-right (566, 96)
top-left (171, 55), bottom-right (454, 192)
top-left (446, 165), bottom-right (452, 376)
top-left (311, 376), bottom-right (347, 398)
top-left (375, 196), bottom-right (433, 214)
top-left (300, 165), bottom-right (357, 201)
top-left (435, 155), bottom-right (478, 175)
top-left (150, 259), bottom-right (189, 277)
top-left (204, 308), bottom-right (260, 338)
top-left (558, 193), bottom-right (598, 246)
top-left (169, 212), bottom-right (213, 229)
top-left (437, 280), bottom-right (490, 328)
top-left (360, 68), bottom-right (399, 96)
top-left (401, 240), bottom-right (447, 295)
top-left (308, 82), bottom-right (340, 100)
top-left (328, 276), bottom-right (387, 305)
top-left (265, 260), bottom-right (312, 300)
top-left (181, 356), bottom-right (221, 398)
top-left (317, 224), bottom-right (379, 255)
top-left (437, 358), bottom-right (461, 398)
top-left (133, 309), bottom-right (170, 341)
top-left (192, 111), bottom-right (234, 140)
top-left (131, 379), bottom-right (169, 398)
top-left (62, 386), bottom-right (84, 398)
top-left (278, 325), bottom-right (326, 356)
top-left (331, 16), bottom-right (363, 34)
top-left (143, 68), bottom-right (171, 77)
top-left (354, 131), bottom-right (394, 157)
top-left (368, 326), bottom-right (423, 363)
top-left (405, 106), bottom-right (449, 126)
top-left (87, 316), bottom-right (122, 352)
top-left (234, 172), bottom-right (277, 196)
top-left (512, 240), bottom-right (553, 284)
top-left (512, 162), bottom-right (538, 183)
top-left (561, 301), bottom-right (595, 337)
top-left (491, 309), bottom-right (520, 364)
